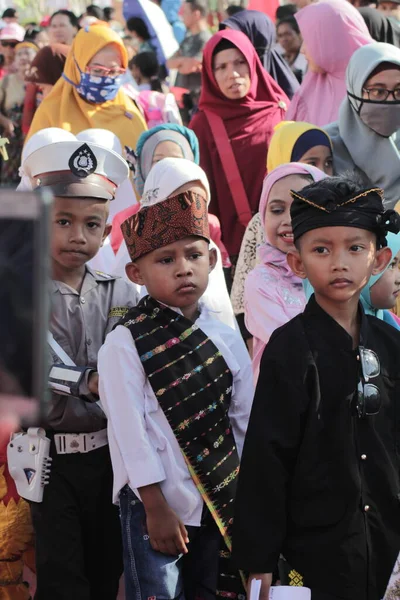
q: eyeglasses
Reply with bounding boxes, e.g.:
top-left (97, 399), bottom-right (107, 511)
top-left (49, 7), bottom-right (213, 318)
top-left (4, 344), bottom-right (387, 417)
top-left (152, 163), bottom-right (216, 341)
top-left (363, 87), bottom-right (400, 102)
top-left (0, 41), bottom-right (18, 48)
top-left (85, 65), bottom-right (126, 79)
top-left (356, 347), bottom-right (381, 419)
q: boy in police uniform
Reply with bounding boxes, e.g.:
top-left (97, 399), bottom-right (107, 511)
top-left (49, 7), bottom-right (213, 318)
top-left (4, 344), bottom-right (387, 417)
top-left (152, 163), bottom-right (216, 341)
top-left (22, 133), bottom-right (139, 599)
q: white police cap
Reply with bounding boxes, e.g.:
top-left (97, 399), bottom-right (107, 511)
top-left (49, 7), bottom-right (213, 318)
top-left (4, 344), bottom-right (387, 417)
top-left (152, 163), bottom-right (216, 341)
top-left (24, 139), bottom-right (130, 201)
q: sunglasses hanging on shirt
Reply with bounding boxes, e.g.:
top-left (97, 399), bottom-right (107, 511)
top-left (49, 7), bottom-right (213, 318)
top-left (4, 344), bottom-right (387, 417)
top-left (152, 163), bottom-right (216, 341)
top-left (355, 346), bottom-right (381, 419)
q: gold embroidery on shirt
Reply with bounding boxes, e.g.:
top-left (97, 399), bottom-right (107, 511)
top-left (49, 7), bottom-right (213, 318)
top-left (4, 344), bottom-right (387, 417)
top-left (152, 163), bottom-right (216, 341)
top-left (288, 569), bottom-right (304, 586)
top-left (108, 306), bottom-right (129, 318)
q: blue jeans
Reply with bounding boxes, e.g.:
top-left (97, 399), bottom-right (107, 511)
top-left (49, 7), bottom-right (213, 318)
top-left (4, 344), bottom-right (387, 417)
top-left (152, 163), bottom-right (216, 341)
top-left (119, 486), bottom-right (220, 600)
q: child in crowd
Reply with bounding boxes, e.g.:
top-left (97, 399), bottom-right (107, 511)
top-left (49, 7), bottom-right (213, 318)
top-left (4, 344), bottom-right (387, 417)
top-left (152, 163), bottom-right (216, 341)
top-left (244, 163), bottom-right (326, 377)
top-left (21, 130), bottom-right (138, 599)
top-left (98, 157), bottom-right (253, 600)
top-left (128, 52), bottom-right (182, 128)
top-left (361, 232), bottom-right (400, 328)
top-left (112, 128), bottom-right (236, 330)
top-left (233, 176), bottom-right (400, 600)
top-left (303, 232), bottom-right (400, 330)
top-left (231, 121), bottom-right (333, 344)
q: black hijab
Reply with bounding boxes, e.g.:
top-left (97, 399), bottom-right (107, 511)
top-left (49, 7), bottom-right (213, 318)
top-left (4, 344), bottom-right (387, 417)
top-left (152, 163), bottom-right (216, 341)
top-left (359, 7), bottom-right (400, 47)
top-left (220, 9), bottom-right (300, 99)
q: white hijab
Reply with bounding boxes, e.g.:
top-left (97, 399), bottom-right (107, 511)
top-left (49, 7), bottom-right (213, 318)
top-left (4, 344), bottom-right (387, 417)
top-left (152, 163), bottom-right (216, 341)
top-left (114, 157), bottom-right (238, 330)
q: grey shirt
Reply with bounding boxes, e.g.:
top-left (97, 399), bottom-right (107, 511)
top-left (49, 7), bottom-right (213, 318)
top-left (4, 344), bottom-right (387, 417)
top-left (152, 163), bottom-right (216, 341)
top-left (175, 29), bottom-right (211, 92)
top-left (48, 267), bottom-right (138, 433)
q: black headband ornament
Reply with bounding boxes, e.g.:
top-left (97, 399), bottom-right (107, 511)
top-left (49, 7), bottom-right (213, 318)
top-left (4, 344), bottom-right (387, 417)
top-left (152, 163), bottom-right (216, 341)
top-left (376, 209), bottom-right (400, 246)
top-left (290, 187), bottom-right (385, 213)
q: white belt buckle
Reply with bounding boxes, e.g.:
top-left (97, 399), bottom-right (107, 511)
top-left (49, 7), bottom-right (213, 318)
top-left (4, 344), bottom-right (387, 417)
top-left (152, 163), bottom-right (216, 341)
top-left (54, 429), bottom-right (107, 454)
top-left (57, 433), bottom-right (87, 454)
top-left (64, 433), bottom-right (87, 454)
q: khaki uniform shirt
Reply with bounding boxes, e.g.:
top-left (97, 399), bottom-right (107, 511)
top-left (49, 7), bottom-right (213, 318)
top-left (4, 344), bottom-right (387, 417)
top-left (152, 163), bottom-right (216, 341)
top-left (48, 267), bottom-right (138, 433)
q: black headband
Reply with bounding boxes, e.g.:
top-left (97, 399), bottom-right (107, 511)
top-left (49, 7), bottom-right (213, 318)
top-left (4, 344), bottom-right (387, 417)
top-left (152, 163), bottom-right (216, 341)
top-left (290, 186), bottom-right (400, 247)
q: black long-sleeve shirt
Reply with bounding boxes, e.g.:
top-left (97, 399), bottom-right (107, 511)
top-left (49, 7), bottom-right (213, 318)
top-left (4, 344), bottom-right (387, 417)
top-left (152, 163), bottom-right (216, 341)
top-left (232, 296), bottom-right (400, 600)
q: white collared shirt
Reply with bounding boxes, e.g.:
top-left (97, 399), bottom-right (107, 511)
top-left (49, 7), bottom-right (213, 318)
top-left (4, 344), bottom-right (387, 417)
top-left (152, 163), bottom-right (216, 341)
top-left (98, 304), bottom-right (254, 526)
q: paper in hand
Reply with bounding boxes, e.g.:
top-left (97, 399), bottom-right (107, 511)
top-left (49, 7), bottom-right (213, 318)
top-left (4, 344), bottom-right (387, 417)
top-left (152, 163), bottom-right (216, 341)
top-left (249, 580), bottom-right (311, 600)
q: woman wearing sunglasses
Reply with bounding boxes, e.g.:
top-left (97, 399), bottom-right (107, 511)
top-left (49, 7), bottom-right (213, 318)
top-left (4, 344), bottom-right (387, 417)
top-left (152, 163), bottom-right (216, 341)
top-left (26, 23), bottom-right (146, 151)
top-left (0, 23), bottom-right (25, 78)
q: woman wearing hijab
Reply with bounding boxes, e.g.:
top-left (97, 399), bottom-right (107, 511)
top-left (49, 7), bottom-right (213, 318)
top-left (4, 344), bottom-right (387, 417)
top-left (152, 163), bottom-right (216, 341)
top-left (111, 123), bottom-right (200, 253)
top-left (111, 123), bottom-right (236, 329)
top-left (326, 42), bottom-right (400, 209)
top-left (230, 121), bottom-right (333, 341)
top-left (286, 0), bottom-right (372, 126)
top-left (220, 9), bottom-right (299, 99)
top-left (26, 24), bottom-right (146, 149)
top-left (190, 29), bottom-right (289, 261)
top-left (22, 43), bottom-right (69, 135)
top-left (359, 7), bottom-right (400, 46)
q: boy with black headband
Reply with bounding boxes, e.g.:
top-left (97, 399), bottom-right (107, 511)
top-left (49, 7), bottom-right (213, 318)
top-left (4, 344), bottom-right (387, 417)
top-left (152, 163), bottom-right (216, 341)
top-left (98, 157), bottom-right (253, 600)
top-left (19, 132), bottom-right (139, 599)
top-left (232, 176), bottom-right (400, 600)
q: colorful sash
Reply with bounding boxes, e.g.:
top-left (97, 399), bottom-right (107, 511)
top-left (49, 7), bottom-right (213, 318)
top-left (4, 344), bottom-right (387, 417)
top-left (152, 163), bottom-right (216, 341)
top-left (120, 296), bottom-right (245, 598)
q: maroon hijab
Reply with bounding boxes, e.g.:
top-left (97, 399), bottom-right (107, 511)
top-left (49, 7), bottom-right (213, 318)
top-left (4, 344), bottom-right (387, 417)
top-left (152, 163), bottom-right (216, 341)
top-left (191, 30), bottom-right (289, 256)
top-left (25, 43), bottom-right (69, 85)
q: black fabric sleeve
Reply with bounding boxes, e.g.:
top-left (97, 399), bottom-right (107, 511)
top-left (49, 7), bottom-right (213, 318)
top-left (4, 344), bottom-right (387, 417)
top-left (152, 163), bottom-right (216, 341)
top-left (231, 344), bottom-right (311, 574)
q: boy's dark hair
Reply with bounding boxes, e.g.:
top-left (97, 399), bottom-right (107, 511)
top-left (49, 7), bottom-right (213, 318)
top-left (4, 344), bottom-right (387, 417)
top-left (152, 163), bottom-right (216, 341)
top-left (130, 52), bottom-right (163, 92)
top-left (276, 4), bottom-right (297, 20)
top-left (299, 172), bottom-right (374, 202)
top-left (103, 7), bottom-right (115, 22)
top-left (277, 15), bottom-right (300, 34)
top-left (50, 9), bottom-right (80, 29)
top-left (226, 4), bottom-right (246, 17)
top-left (86, 4), bottom-right (104, 20)
top-left (2, 8), bottom-right (17, 19)
top-left (126, 17), bottom-right (151, 40)
top-left (185, 0), bottom-right (209, 18)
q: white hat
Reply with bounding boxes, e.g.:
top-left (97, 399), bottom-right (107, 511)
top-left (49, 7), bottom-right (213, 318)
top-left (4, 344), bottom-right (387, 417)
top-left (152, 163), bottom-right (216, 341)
top-left (75, 128), bottom-right (135, 221)
top-left (76, 128), bottom-right (123, 156)
top-left (0, 23), bottom-right (25, 41)
top-left (142, 157), bottom-right (210, 207)
top-left (18, 128), bottom-right (76, 191)
top-left (23, 134), bottom-right (130, 201)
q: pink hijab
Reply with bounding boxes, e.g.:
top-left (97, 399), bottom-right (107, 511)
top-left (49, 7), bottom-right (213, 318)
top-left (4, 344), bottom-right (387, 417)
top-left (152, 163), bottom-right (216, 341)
top-left (286, 0), bottom-right (372, 127)
top-left (259, 162), bottom-right (327, 230)
top-left (246, 162), bottom-right (327, 380)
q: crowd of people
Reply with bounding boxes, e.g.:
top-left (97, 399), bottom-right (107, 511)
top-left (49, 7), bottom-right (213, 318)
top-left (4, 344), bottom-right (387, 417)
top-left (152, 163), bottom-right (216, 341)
top-left (1, 0), bottom-right (400, 599)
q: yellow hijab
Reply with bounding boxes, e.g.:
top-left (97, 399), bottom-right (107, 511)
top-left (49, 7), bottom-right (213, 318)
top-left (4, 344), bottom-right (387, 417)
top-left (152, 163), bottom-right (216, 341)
top-left (26, 24), bottom-right (146, 148)
top-left (266, 121), bottom-right (332, 173)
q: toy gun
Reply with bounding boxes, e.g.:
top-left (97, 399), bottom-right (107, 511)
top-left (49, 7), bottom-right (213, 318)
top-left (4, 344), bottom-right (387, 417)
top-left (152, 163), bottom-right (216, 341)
top-left (7, 428), bottom-right (52, 503)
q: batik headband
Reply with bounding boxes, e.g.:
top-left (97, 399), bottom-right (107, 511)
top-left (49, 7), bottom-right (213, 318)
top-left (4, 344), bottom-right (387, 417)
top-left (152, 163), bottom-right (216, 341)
top-left (121, 190), bottom-right (210, 262)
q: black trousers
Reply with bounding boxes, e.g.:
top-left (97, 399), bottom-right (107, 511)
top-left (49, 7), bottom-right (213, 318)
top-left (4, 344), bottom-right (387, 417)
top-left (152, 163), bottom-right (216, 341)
top-left (30, 442), bottom-right (123, 600)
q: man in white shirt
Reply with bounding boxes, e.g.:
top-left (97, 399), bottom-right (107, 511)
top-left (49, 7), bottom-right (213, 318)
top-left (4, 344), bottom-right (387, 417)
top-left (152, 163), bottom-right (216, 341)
top-left (98, 158), bottom-right (254, 600)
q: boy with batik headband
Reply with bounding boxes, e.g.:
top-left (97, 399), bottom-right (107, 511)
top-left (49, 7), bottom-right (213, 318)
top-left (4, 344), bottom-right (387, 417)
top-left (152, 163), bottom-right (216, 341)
top-left (98, 157), bottom-right (253, 600)
top-left (15, 129), bottom-right (139, 599)
top-left (232, 177), bottom-right (400, 600)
